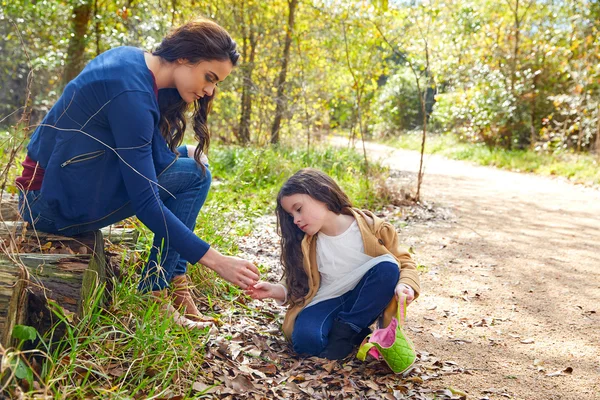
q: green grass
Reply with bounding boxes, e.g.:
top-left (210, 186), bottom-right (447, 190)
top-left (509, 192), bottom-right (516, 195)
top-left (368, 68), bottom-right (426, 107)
top-left (1, 144), bottom-right (392, 398)
top-left (384, 132), bottom-right (600, 186)
top-left (207, 144), bottom-right (391, 214)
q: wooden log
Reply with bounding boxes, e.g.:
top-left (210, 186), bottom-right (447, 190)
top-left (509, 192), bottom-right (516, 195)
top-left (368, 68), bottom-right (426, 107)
top-left (0, 194), bottom-right (139, 245)
top-left (100, 226), bottom-right (140, 245)
top-left (0, 221), bottom-right (139, 247)
top-left (0, 195), bottom-right (137, 347)
top-left (0, 260), bottom-right (27, 347)
top-left (0, 231), bottom-right (107, 348)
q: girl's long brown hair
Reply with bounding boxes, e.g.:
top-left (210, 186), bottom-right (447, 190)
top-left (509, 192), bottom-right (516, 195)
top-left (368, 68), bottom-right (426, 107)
top-left (276, 168), bottom-right (353, 305)
top-left (153, 19), bottom-right (239, 167)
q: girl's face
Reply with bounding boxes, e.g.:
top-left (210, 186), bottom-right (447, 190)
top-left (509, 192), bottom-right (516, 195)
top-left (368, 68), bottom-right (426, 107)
top-left (173, 59), bottom-right (233, 103)
top-left (280, 194), bottom-right (332, 236)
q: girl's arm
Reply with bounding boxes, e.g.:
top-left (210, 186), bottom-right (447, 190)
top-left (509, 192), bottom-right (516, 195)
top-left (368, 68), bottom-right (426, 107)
top-left (379, 222), bottom-right (421, 301)
top-left (246, 281), bottom-right (287, 303)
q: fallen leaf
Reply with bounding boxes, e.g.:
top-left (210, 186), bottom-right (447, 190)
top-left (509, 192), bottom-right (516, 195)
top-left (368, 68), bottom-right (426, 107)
top-left (449, 386), bottom-right (468, 397)
top-left (238, 364), bottom-right (267, 379)
top-left (108, 366), bottom-right (124, 377)
top-left (223, 374), bottom-right (256, 393)
top-left (321, 360), bottom-right (336, 374)
top-left (192, 382), bottom-right (218, 394)
top-left (546, 367), bottom-right (573, 377)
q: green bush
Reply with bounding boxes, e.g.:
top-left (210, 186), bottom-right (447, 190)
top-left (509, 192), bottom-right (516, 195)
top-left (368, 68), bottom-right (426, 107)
top-left (372, 68), bottom-right (421, 137)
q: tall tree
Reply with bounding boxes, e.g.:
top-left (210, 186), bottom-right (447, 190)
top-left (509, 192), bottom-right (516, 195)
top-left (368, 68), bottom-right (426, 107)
top-left (63, 0), bottom-right (93, 85)
top-left (235, 0), bottom-right (261, 144)
top-left (270, 0), bottom-right (298, 144)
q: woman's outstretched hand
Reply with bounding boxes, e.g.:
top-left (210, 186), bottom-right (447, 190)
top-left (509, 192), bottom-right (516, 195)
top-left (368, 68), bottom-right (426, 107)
top-left (200, 249), bottom-right (259, 289)
top-left (245, 281), bottom-right (286, 302)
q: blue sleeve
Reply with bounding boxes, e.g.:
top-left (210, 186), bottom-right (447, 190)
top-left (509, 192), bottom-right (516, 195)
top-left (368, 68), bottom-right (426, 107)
top-left (107, 91), bottom-right (210, 264)
top-left (176, 144), bottom-right (189, 158)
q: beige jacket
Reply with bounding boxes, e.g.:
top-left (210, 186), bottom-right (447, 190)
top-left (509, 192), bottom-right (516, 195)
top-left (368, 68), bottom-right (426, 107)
top-left (281, 208), bottom-right (421, 341)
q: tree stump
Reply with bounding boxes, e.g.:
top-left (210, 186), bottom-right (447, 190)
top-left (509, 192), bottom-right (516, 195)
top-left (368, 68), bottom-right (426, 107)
top-left (0, 194), bottom-right (139, 347)
top-left (0, 195), bottom-right (137, 348)
top-left (0, 230), bottom-right (106, 348)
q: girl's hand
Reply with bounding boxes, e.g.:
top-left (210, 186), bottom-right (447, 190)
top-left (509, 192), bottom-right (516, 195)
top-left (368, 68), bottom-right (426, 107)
top-left (246, 282), bottom-right (285, 302)
top-left (395, 283), bottom-right (415, 305)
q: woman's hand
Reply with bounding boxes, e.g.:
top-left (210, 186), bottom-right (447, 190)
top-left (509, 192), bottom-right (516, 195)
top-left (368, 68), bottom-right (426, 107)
top-left (200, 249), bottom-right (259, 289)
top-left (245, 282), bottom-right (285, 302)
top-left (186, 145), bottom-right (209, 166)
top-left (395, 283), bottom-right (415, 305)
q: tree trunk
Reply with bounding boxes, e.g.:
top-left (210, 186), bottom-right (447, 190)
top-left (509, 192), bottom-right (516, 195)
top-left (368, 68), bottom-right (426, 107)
top-left (94, 0), bottom-right (103, 56)
top-left (529, 74), bottom-right (538, 149)
top-left (238, 30), bottom-right (257, 144)
top-left (63, 1), bottom-right (92, 85)
top-left (596, 104), bottom-right (600, 159)
top-left (171, 0), bottom-right (178, 25)
top-left (270, 0), bottom-right (298, 144)
top-left (342, 23), bottom-right (369, 186)
top-left (295, 39), bottom-right (312, 158)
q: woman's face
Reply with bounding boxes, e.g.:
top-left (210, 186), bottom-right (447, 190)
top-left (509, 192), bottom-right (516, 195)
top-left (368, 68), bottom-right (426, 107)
top-left (173, 59), bottom-right (233, 103)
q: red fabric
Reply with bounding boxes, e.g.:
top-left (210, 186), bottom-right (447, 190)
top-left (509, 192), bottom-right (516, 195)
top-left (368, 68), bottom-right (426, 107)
top-left (16, 155), bottom-right (45, 191)
top-left (149, 70), bottom-right (158, 99)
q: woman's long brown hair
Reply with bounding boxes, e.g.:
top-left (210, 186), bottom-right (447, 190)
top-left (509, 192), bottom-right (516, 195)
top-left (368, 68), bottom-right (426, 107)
top-left (276, 168), bottom-right (353, 305)
top-left (153, 19), bottom-right (239, 168)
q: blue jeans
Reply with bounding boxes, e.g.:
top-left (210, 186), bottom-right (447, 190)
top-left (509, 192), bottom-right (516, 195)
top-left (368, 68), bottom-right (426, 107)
top-left (292, 261), bottom-right (400, 356)
top-left (18, 146), bottom-right (211, 292)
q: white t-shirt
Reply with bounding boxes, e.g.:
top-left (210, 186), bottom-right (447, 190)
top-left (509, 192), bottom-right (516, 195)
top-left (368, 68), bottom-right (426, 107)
top-left (305, 220), bottom-right (398, 308)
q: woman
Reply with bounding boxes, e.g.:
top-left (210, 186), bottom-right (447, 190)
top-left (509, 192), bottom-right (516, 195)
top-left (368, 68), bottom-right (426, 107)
top-left (16, 19), bottom-right (259, 328)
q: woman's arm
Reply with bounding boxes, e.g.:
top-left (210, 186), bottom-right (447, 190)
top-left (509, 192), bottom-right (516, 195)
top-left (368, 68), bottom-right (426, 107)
top-left (107, 91), bottom-right (257, 286)
top-left (178, 144), bottom-right (209, 166)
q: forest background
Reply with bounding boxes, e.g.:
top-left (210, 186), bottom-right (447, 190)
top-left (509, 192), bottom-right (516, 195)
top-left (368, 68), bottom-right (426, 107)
top-left (1, 1), bottom-right (599, 398)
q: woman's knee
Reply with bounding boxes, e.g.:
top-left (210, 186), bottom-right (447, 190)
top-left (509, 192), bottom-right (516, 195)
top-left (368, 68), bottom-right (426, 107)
top-left (196, 163), bottom-right (211, 187)
top-left (174, 157), bottom-right (212, 188)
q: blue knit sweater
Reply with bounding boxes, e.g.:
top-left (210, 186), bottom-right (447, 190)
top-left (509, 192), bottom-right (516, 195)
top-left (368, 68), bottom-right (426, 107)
top-left (26, 46), bottom-right (210, 263)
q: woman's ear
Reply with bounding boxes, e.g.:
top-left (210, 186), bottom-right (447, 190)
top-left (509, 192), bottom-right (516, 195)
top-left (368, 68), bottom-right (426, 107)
top-left (177, 58), bottom-right (188, 65)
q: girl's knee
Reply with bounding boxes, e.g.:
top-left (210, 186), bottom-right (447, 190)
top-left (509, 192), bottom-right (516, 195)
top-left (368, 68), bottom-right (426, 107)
top-left (292, 326), bottom-right (326, 356)
top-left (374, 261), bottom-right (400, 281)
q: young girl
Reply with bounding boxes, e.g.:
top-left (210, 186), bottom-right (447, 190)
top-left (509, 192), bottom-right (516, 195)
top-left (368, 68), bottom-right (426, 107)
top-left (16, 19), bottom-right (259, 328)
top-left (247, 168), bottom-right (420, 359)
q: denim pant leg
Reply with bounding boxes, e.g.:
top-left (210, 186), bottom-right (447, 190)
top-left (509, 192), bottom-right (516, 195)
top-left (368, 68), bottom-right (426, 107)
top-left (336, 261), bottom-right (400, 332)
top-left (292, 297), bottom-right (345, 356)
top-left (137, 157), bottom-right (211, 293)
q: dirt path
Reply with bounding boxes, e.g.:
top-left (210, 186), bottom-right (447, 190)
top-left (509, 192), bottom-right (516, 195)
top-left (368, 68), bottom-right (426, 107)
top-left (353, 140), bottom-right (600, 399)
